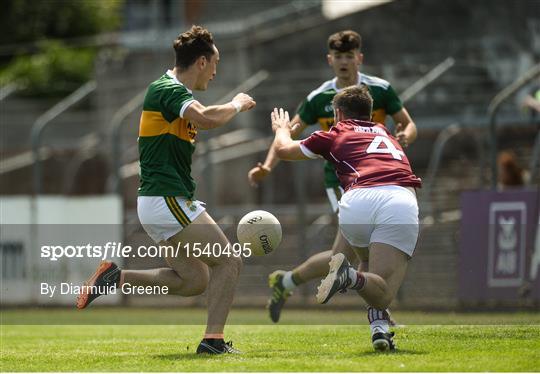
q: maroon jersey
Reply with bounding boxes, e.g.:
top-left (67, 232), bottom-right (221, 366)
top-left (300, 119), bottom-right (421, 191)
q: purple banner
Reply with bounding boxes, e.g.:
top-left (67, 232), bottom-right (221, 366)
top-left (459, 189), bottom-right (540, 303)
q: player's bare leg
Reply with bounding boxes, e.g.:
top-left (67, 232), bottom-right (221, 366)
top-left (267, 231), bottom-right (397, 324)
top-left (291, 250), bottom-right (334, 284)
top-left (78, 211), bottom-right (242, 354)
top-left (359, 243), bottom-right (408, 310)
top-left (353, 246), bottom-right (397, 327)
top-left (316, 243), bottom-right (408, 351)
top-left (116, 211), bottom-right (241, 335)
top-left (121, 244), bottom-right (209, 296)
top-left (354, 246), bottom-right (369, 270)
top-left (76, 246), bottom-right (209, 309)
top-left (362, 243), bottom-right (407, 350)
top-left (165, 212), bottom-right (242, 353)
top-left (268, 231), bottom-right (404, 325)
top-left (168, 212), bottom-right (242, 334)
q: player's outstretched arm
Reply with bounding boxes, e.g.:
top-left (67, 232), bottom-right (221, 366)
top-left (184, 92), bottom-right (256, 130)
top-left (271, 108), bottom-right (310, 161)
top-left (248, 114), bottom-right (307, 186)
top-left (392, 108), bottom-right (417, 148)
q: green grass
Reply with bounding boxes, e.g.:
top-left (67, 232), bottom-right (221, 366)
top-left (1, 309), bottom-right (539, 372)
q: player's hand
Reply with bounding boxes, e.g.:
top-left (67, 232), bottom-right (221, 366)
top-left (395, 122), bottom-right (409, 148)
top-left (248, 162), bottom-right (271, 187)
top-left (271, 108), bottom-right (290, 132)
top-left (232, 93), bottom-right (256, 112)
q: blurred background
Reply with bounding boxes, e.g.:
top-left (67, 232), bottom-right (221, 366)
top-left (1, 0), bottom-right (539, 313)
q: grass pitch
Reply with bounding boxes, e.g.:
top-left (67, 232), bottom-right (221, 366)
top-left (1, 309), bottom-right (539, 372)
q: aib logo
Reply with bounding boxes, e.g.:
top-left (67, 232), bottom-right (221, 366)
top-left (496, 216), bottom-right (518, 274)
top-left (498, 216), bottom-right (517, 251)
top-left (247, 216), bottom-right (263, 224)
top-left (488, 202), bottom-right (526, 287)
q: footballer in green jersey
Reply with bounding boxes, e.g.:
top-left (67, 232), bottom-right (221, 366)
top-left (248, 31), bottom-right (417, 329)
top-left (296, 71), bottom-right (405, 190)
top-left (77, 26), bottom-right (255, 355)
top-left (138, 71), bottom-right (198, 198)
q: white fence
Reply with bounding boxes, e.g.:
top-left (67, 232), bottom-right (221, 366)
top-left (1, 196), bottom-right (123, 305)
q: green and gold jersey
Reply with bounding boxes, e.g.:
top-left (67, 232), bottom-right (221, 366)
top-left (138, 71), bottom-right (198, 198)
top-left (297, 72), bottom-right (403, 188)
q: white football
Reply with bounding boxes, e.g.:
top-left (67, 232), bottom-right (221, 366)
top-left (237, 210), bottom-right (282, 256)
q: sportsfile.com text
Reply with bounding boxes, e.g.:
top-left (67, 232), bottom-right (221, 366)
top-left (40, 242), bottom-right (253, 261)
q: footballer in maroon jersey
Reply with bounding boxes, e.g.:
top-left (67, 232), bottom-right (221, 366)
top-left (300, 119), bottom-right (421, 191)
top-left (252, 31), bottom-right (415, 328)
top-left (271, 85), bottom-right (420, 352)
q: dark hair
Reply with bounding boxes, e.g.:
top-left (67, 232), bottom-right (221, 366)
top-left (333, 85), bottom-right (373, 120)
top-left (328, 30), bottom-right (361, 52)
top-left (497, 150), bottom-right (524, 187)
top-left (173, 25), bottom-right (215, 70)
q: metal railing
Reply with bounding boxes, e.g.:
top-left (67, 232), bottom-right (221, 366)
top-left (61, 133), bottom-right (101, 194)
top-left (30, 80), bottom-right (97, 195)
top-left (419, 123), bottom-right (462, 219)
top-left (214, 70), bottom-right (269, 105)
top-left (0, 149), bottom-right (51, 175)
top-left (200, 70), bottom-right (269, 207)
top-left (529, 130), bottom-right (540, 185)
top-left (108, 89), bottom-right (147, 194)
top-left (118, 129), bottom-right (271, 180)
top-left (487, 63), bottom-right (540, 189)
top-left (0, 83), bottom-right (17, 101)
top-left (398, 122), bottom-right (487, 222)
top-left (400, 57), bottom-right (455, 104)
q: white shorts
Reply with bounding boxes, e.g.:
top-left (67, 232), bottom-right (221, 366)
top-left (338, 185), bottom-right (419, 257)
top-left (326, 186), bottom-right (344, 213)
top-left (137, 196), bottom-right (206, 243)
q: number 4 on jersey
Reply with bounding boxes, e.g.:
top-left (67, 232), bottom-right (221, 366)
top-left (366, 135), bottom-right (405, 160)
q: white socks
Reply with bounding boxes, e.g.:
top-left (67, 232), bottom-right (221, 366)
top-left (347, 267), bottom-right (358, 286)
top-left (368, 307), bottom-right (390, 335)
top-left (370, 320), bottom-right (390, 335)
top-left (282, 271), bottom-right (297, 292)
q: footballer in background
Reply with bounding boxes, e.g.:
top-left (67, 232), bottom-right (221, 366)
top-left (248, 30), bottom-right (417, 323)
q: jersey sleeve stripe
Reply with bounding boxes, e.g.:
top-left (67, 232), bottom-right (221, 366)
top-left (180, 99), bottom-right (196, 118)
top-left (300, 143), bottom-right (319, 159)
